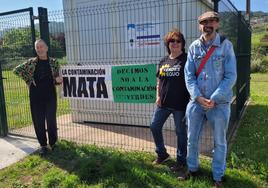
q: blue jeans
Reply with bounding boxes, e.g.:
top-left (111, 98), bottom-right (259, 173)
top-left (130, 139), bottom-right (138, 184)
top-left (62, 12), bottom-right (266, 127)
top-left (150, 106), bottom-right (187, 164)
top-left (186, 101), bottom-right (230, 181)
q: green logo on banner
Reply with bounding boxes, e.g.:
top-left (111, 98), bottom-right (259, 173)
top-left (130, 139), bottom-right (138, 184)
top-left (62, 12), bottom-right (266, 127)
top-left (112, 64), bottom-right (156, 103)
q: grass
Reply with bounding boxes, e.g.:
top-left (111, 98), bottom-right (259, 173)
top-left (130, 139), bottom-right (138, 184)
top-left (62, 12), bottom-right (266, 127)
top-left (0, 72), bottom-right (267, 187)
top-left (252, 33), bottom-right (268, 48)
top-left (0, 140), bottom-right (264, 188)
top-left (227, 73), bottom-right (268, 184)
top-left (251, 23), bottom-right (268, 73)
top-left (252, 33), bottom-right (265, 47)
top-left (3, 70), bottom-right (70, 130)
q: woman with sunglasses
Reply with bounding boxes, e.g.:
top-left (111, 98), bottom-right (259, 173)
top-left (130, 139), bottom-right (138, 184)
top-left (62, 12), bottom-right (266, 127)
top-left (150, 28), bottom-right (189, 171)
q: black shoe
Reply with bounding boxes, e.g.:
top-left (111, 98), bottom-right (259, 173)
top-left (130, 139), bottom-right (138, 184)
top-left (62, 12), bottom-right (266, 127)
top-left (39, 146), bottom-right (48, 156)
top-left (50, 144), bottom-right (56, 151)
top-left (214, 180), bottom-right (224, 188)
top-left (170, 161), bottom-right (186, 172)
top-left (152, 153), bottom-right (170, 165)
top-left (177, 170), bottom-right (200, 180)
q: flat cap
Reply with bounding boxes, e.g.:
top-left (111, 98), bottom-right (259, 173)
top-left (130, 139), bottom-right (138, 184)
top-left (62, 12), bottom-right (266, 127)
top-left (198, 11), bottom-right (219, 23)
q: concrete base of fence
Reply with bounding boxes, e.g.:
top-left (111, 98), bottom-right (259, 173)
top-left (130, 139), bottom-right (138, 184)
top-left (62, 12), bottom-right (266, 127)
top-left (10, 114), bottom-right (214, 157)
top-left (0, 135), bottom-right (39, 169)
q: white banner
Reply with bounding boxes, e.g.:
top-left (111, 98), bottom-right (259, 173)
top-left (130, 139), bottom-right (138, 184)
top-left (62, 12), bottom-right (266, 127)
top-left (60, 65), bottom-right (113, 100)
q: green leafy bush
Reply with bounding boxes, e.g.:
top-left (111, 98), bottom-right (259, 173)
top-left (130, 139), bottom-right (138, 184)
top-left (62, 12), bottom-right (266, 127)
top-left (251, 45), bottom-right (268, 72)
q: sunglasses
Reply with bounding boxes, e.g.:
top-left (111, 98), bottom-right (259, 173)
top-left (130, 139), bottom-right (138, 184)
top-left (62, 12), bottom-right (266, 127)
top-left (168, 39), bottom-right (181, 43)
top-left (200, 18), bottom-right (218, 25)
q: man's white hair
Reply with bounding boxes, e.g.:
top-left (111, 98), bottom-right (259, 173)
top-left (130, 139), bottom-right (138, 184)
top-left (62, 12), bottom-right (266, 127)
top-left (35, 39), bottom-right (48, 48)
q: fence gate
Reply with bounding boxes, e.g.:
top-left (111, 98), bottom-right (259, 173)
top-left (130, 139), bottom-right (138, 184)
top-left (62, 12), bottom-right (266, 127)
top-left (0, 8), bottom-right (36, 137)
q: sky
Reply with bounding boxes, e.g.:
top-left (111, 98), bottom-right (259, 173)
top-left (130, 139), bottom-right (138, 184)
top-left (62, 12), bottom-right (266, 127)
top-left (0, 0), bottom-right (63, 15)
top-left (231, 0), bottom-right (268, 13)
top-left (0, 0), bottom-right (267, 14)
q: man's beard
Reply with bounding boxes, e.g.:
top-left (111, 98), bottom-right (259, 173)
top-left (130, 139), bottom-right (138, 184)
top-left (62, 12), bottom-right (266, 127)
top-left (203, 26), bottom-right (214, 36)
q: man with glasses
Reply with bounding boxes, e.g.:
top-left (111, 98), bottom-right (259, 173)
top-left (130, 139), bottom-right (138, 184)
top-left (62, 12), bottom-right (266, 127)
top-left (181, 11), bottom-right (237, 188)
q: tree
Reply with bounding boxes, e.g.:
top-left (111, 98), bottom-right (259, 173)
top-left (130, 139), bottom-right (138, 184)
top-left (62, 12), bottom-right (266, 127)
top-left (1, 27), bottom-right (39, 58)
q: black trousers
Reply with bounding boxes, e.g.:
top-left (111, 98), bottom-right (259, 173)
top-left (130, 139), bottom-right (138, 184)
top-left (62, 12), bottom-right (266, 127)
top-left (30, 86), bottom-right (57, 147)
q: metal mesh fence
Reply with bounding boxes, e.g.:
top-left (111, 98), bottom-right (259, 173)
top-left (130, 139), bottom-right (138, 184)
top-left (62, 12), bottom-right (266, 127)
top-left (218, 0), bottom-right (251, 141)
top-left (0, 0), bottom-right (251, 157)
top-left (47, 0), bottom-right (213, 156)
top-left (0, 9), bottom-right (35, 138)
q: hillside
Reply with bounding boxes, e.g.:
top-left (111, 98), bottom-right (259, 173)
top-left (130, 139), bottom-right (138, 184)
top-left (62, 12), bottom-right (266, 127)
top-left (251, 12), bottom-right (268, 73)
top-left (251, 11), bottom-right (268, 45)
top-left (250, 11), bottom-right (268, 28)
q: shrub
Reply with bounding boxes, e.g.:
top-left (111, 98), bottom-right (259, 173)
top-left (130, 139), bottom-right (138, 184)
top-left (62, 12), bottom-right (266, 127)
top-left (251, 45), bottom-right (268, 73)
top-left (251, 58), bottom-right (268, 73)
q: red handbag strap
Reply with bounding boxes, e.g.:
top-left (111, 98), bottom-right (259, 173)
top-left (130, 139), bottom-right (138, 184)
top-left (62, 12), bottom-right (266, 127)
top-left (196, 46), bottom-right (216, 77)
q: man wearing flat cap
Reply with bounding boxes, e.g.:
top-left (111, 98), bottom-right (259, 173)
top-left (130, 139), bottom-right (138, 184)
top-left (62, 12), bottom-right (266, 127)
top-left (181, 11), bottom-right (237, 188)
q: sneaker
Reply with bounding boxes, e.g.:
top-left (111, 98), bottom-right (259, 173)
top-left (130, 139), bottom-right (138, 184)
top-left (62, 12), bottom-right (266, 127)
top-left (39, 146), bottom-right (48, 156)
top-left (177, 170), bottom-right (200, 180)
top-left (152, 153), bottom-right (170, 165)
top-left (170, 161), bottom-right (186, 172)
top-left (214, 181), bottom-right (224, 188)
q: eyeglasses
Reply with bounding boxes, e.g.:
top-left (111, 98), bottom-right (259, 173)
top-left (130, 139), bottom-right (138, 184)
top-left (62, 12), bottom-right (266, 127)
top-left (168, 39), bottom-right (181, 43)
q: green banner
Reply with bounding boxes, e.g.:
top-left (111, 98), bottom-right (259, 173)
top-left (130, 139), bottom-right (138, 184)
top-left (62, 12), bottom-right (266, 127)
top-left (112, 64), bottom-right (156, 103)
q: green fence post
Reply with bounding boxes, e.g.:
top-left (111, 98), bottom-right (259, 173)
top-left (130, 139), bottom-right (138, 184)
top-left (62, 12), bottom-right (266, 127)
top-left (29, 7), bottom-right (36, 56)
top-left (38, 7), bottom-right (50, 56)
top-left (0, 63), bottom-right (8, 137)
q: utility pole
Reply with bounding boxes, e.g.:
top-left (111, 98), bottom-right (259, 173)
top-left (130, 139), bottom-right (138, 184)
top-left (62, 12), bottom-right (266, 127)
top-left (246, 0), bottom-right (250, 22)
top-left (212, 0), bottom-right (220, 12)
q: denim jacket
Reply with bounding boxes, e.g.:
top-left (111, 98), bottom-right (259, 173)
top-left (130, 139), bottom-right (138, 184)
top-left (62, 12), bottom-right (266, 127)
top-left (13, 57), bottom-right (60, 86)
top-left (184, 33), bottom-right (237, 104)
